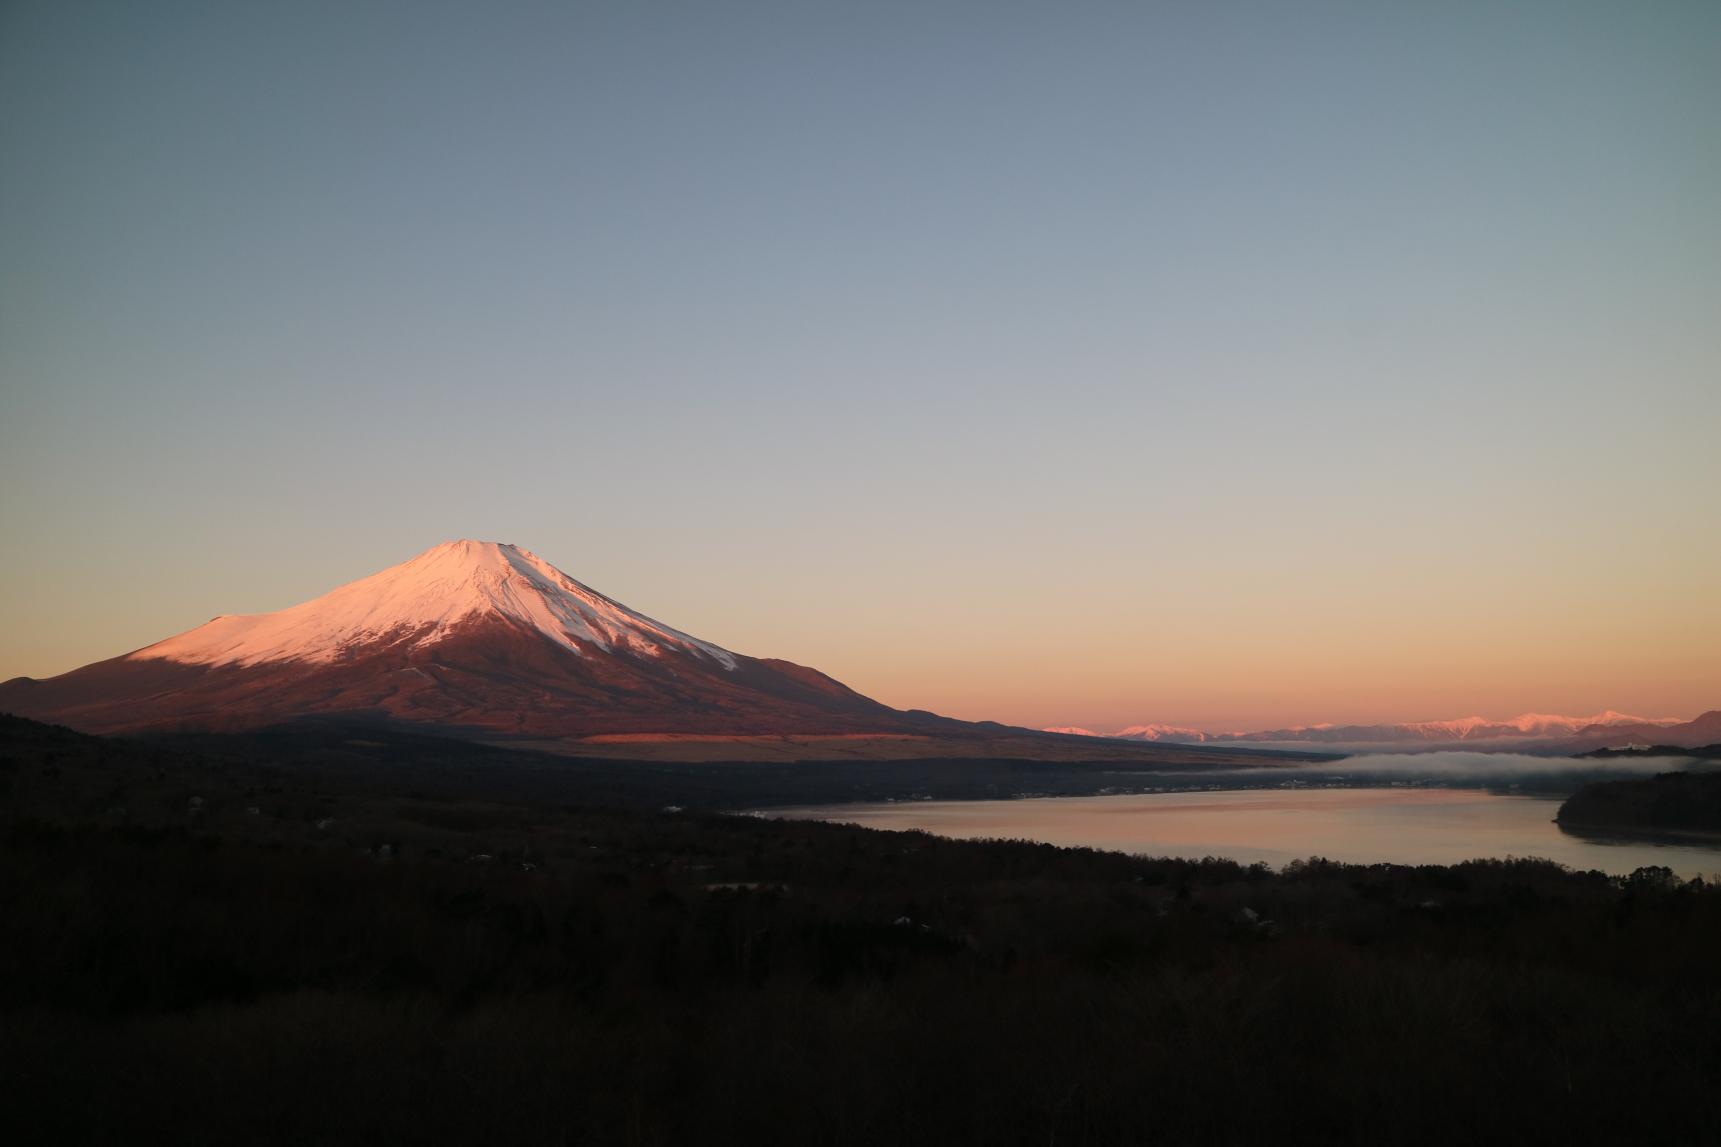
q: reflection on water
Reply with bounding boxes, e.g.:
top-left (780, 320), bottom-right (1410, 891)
top-left (770, 788), bottom-right (1721, 879)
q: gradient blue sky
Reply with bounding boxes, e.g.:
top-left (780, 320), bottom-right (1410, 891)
top-left (3, 1), bottom-right (1718, 729)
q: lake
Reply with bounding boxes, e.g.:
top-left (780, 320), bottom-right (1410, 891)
top-left (769, 787), bottom-right (1721, 879)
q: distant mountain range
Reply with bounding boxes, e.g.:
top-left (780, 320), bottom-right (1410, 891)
top-left (0, 540), bottom-right (974, 741)
top-left (1047, 711), bottom-right (1721, 752)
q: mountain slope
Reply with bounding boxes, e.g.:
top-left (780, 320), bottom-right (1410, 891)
top-left (0, 541), bottom-right (959, 739)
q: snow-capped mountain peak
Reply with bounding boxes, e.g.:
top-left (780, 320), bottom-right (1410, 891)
top-left (1477, 712), bottom-right (1684, 736)
top-left (1113, 723), bottom-right (1212, 743)
top-left (128, 539), bottom-right (739, 670)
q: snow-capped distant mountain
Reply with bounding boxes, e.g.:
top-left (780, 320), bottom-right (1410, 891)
top-left (1394, 712), bottom-right (1684, 740)
top-left (1113, 723), bottom-right (1215, 743)
top-left (0, 540), bottom-right (966, 739)
top-left (1044, 710), bottom-right (1705, 749)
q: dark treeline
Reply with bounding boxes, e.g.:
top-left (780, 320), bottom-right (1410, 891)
top-left (5, 714), bottom-right (1721, 1146)
top-left (1560, 765), bottom-right (1721, 834)
top-left (1580, 743), bottom-right (1721, 761)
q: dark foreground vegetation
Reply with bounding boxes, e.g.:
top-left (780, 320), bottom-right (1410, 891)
top-left (1580, 742), bottom-right (1721, 762)
top-left (5, 715), bottom-right (1721, 1146)
top-left (1559, 759), bottom-right (1721, 834)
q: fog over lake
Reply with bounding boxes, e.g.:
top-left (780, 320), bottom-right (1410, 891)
top-left (772, 752), bottom-right (1721, 879)
top-left (1132, 749), bottom-right (1709, 787)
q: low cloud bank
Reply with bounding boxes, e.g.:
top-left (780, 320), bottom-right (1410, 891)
top-left (1322, 751), bottom-right (1702, 779)
top-left (1210, 750), bottom-right (1714, 792)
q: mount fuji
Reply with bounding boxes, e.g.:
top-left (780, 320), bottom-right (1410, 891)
top-left (0, 540), bottom-right (968, 741)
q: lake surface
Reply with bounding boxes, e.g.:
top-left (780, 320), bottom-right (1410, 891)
top-left (770, 788), bottom-right (1721, 878)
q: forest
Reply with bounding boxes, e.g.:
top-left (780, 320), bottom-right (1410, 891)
top-left (5, 713), bottom-right (1721, 1146)
top-left (1559, 764), bottom-right (1721, 834)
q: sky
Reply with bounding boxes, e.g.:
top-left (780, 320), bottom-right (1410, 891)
top-left (2, 0), bottom-right (1718, 732)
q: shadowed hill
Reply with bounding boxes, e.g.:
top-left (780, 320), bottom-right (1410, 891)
top-left (1558, 759), bottom-right (1721, 835)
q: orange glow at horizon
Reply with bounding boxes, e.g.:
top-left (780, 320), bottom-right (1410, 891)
top-left (671, 527), bottom-right (1721, 733)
